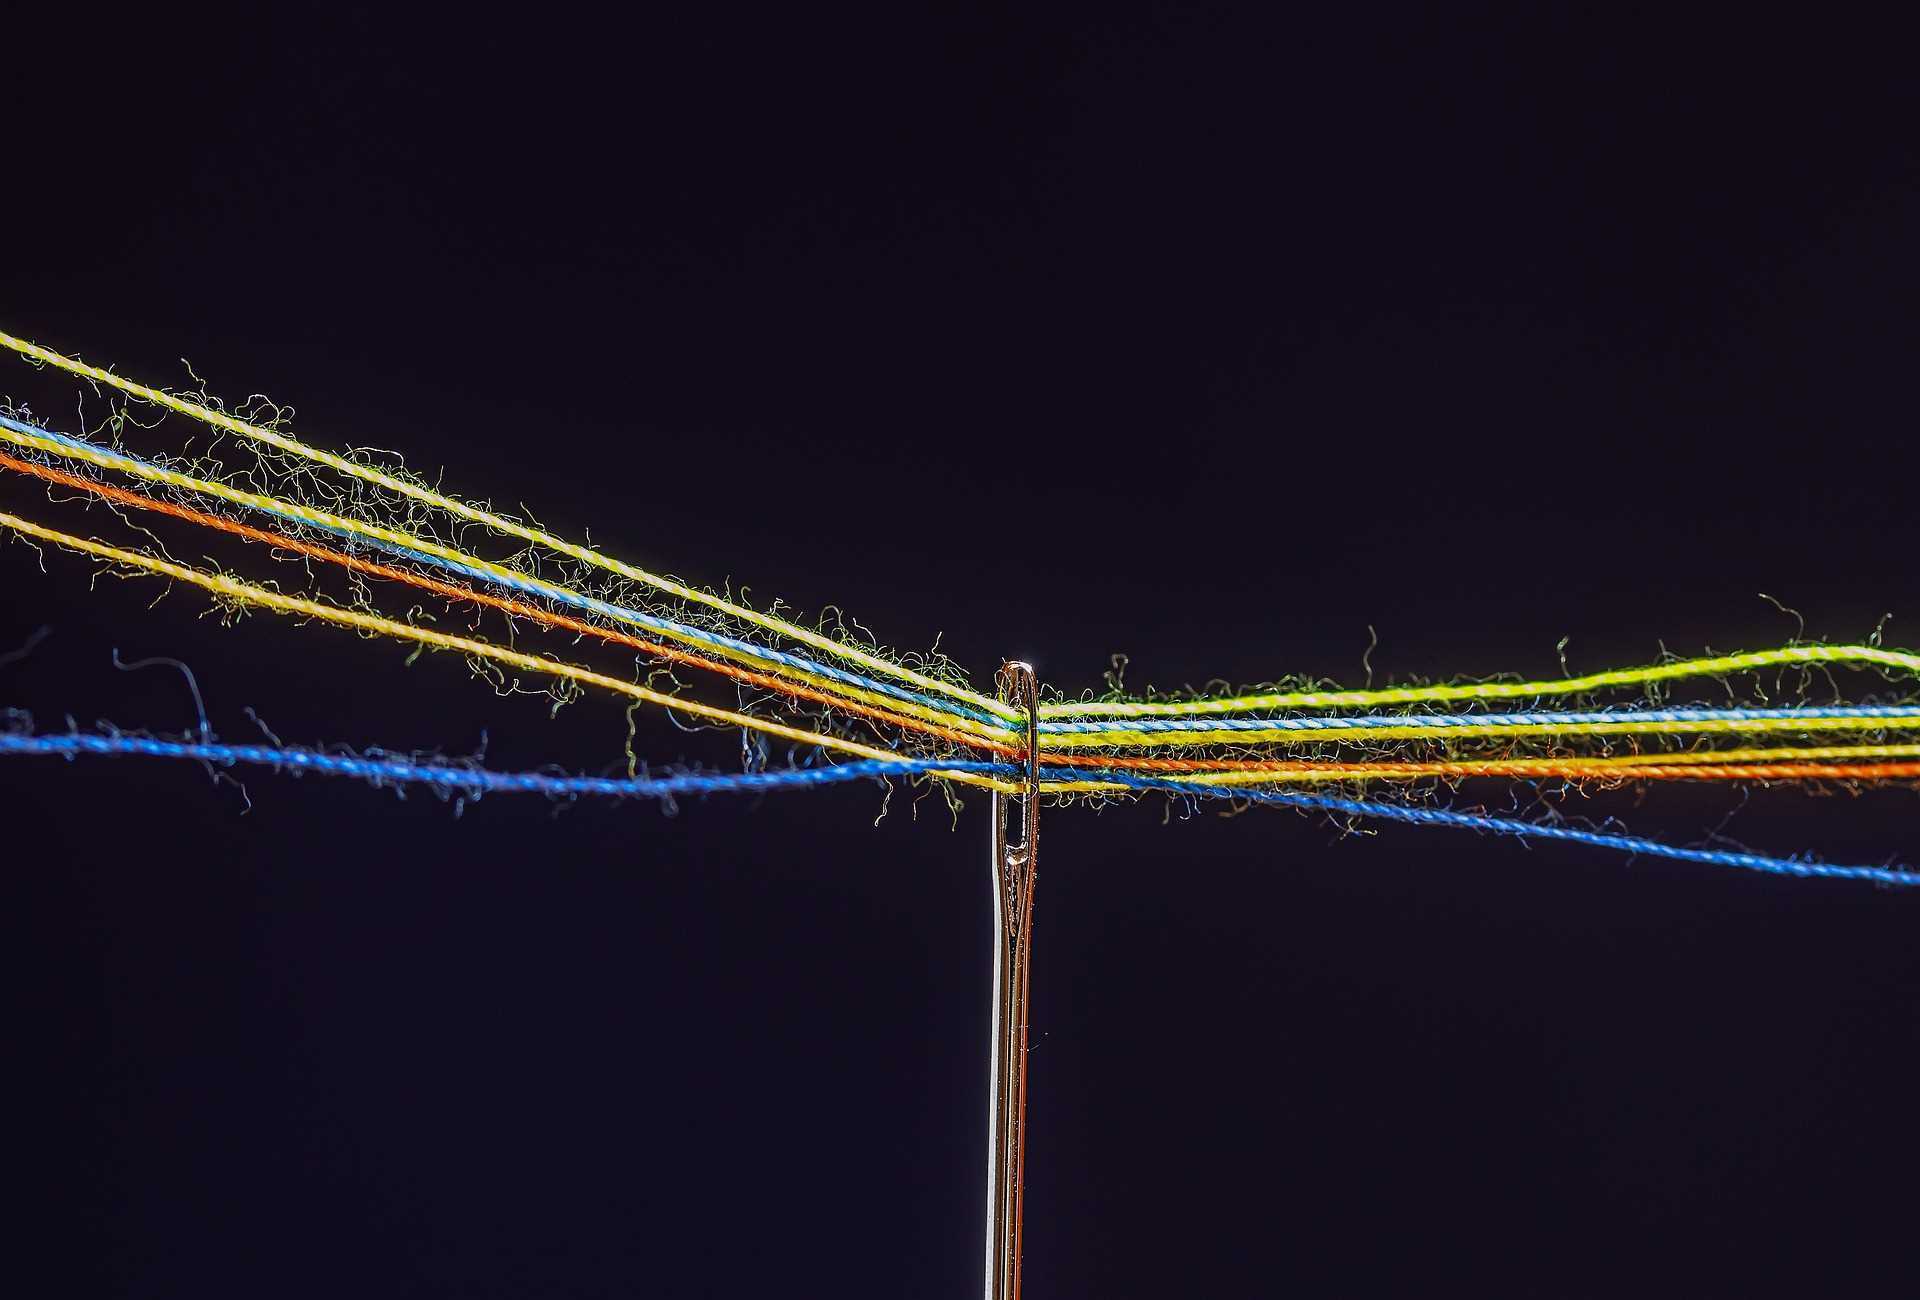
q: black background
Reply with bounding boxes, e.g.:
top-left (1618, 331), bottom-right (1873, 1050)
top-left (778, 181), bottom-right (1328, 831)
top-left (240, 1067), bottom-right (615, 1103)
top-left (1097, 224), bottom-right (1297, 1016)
top-left (4, 8), bottom-right (1918, 1296)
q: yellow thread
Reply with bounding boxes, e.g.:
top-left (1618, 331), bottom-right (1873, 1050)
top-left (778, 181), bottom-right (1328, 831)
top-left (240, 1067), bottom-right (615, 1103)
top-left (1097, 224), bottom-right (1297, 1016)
top-left (0, 422), bottom-right (1013, 742)
top-left (1037, 715), bottom-right (1920, 750)
top-left (0, 328), bottom-right (1015, 721)
top-left (1039, 646), bottom-right (1920, 718)
top-left (0, 509), bottom-right (1021, 794)
top-left (1167, 743), bottom-right (1920, 788)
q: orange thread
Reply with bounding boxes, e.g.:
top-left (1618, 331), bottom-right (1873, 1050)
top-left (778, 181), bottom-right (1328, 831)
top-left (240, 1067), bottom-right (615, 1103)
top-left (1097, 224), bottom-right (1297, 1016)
top-left (1147, 760), bottom-right (1920, 784)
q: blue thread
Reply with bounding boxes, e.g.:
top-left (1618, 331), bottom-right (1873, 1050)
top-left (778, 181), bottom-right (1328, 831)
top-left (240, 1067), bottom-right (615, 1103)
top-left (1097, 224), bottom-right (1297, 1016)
top-left (1037, 705), bottom-right (1920, 734)
top-left (1053, 767), bottom-right (1919, 887)
top-left (0, 415), bottom-right (1006, 728)
top-left (0, 731), bottom-right (997, 796)
top-left (4, 731), bottom-right (1912, 885)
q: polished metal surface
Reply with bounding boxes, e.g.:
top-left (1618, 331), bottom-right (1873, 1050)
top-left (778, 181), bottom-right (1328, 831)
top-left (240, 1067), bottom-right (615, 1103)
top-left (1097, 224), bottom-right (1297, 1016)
top-left (985, 660), bottom-right (1040, 1300)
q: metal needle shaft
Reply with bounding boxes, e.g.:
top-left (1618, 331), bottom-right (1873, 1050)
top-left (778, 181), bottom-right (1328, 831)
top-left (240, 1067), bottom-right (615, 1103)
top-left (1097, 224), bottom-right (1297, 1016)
top-left (985, 660), bottom-right (1040, 1300)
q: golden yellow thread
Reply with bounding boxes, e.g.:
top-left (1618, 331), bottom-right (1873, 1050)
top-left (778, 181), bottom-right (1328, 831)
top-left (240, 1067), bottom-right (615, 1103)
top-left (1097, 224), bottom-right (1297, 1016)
top-left (0, 509), bottom-right (1021, 794)
top-left (1166, 743), bottom-right (1920, 788)
top-left (0, 422), bottom-right (1013, 742)
top-left (1552, 742), bottom-right (1920, 766)
top-left (1039, 646), bottom-right (1920, 718)
top-left (0, 328), bottom-right (1015, 721)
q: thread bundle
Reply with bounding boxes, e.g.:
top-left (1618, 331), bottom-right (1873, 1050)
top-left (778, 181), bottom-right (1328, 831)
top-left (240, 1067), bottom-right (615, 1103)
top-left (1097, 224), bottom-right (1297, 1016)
top-left (2, 326), bottom-right (1915, 884)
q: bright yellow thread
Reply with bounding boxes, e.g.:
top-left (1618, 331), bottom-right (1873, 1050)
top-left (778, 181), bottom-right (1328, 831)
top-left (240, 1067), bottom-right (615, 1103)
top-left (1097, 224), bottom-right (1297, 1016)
top-left (1039, 646), bottom-right (1920, 718)
top-left (0, 328), bottom-right (1015, 721)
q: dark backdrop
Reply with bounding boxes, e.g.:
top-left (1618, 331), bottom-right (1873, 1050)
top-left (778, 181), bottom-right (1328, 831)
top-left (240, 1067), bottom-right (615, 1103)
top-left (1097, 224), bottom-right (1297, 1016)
top-left (4, 8), bottom-right (1917, 1296)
